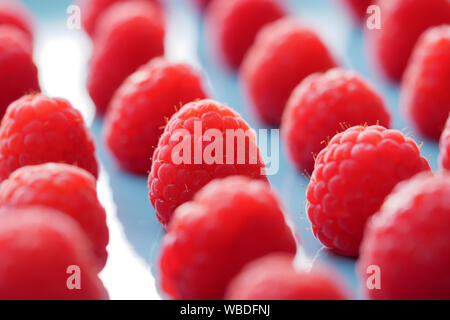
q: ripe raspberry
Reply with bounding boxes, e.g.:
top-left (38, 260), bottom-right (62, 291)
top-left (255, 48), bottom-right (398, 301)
top-left (0, 207), bottom-right (108, 300)
top-left (0, 94), bottom-right (98, 181)
top-left (191, 0), bottom-right (212, 10)
top-left (0, 163), bottom-right (109, 270)
top-left (78, 0), bottom-right (161, 37)
top-left (341, 0), bottom-right (372, 22)
top-left (439, 115), bottom-right (450, 170)
top-left (148, 99), bottom-right (267, 225)
top-left (0, 25), bottom-right (39, 119)
top-left (104, 57), bottom-right (208, 174)
top-left (159, 176), bottom-right (297, 300)
top-left (282, 69), bottom-right (391, 174)
top-left (241, 18), bottom-right (336, 126)
top-left (367, 0), bottom-right (450, 82)
top-left (206, 0), bottom-right (286, 70)
top-left (401, 25), bottom-right (450, 141)
top-left (306, 125), bottom-right (431, 257)
top-left (225, 253), bottom-right (348, 300)
top-left (0, 0), bottom-right (34, 41)
top-left (359, 172), bottom-right (450, 300)
top-left (87, 1), bottom-right (165, 114)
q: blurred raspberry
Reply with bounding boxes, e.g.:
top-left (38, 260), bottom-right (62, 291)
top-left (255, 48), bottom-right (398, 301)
top-left (0, 94), bottom-right (98, 181)
top-left (359, 171), bottom-right (450, 300)
top-left (241, 18), bottom-right (336, 126)
top-left (104, 57), bottom-right (208, 174)
top-left (367, 0), bottom-right (450, 82)
top-left (0, 163), bottom-right (109, 270)
top-left (282, 68), bottom-right (390, 173)
top-left (341, 0), bottom-right (372, 22)
top-left (0, 0), bottom-right (34, 42)
top-left (306, 125), bottom-right (430, 257)
top-left (159, 176), bottom-right (297, 300)
top-left (225, 253), bottom-right (348, 300)
top-left (0, 207), bottom-right (108, 300)
top-left (87, 1), bottom-right (165, 114)
top-left (401, 25), bottom-right (450, 141)
top-left (206, 0), bottom-right (286, 70)
top-left (191, 0), bottom-right (212, 10)
top-left (439, 115), bottom-right (450, 170)
top-left (0, 25), bottom-right (39, 119)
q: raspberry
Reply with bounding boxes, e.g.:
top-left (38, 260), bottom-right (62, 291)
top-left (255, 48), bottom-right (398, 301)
top-left (0, 94), bottom-right (98, 182)
top-left (87, 1), bottom-right (165, 114)
top-left (241, 18), bottom-right (336, 126)
top-left (366, 0), bottom-right (450, 82)
top-left (0, 25), bottom-right (39, 119)
top-left (206, 0), bottom-right (286, 70)
top-left (359, 172), bottom-right (450, 300)
top-left (225, 253), bottom-right (348, 300)
top-left (401, 25), bottom-right (450, 141)
top-left (148, 99), bottom-right (267, 225)
top-left (104, 57), bottom-right (208, 174)
top-left (306, 125), bottom-right (431, 257)
top-left (78, 0), bottom-right (161, 37)
top-left (341, 0), bottom-right (372, 22)
top-left (159, 176), bottom-right (297, 300)
top-left (191, 0), bottom-right (212, 10)
top-left (0, 163), bottom-right (109, 270)
top-left (0, 207), bottom-right (108, 300)
top-left (282, 68), bottom-right (391, 174)
top-left (439, 115), bottom-right (450, 170)
top-left (0, 0), bottom-right (34, 41)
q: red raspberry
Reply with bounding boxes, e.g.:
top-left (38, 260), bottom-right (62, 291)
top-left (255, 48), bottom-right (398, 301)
top-left (401, 25), bottom-right (450, 141)
top-left (104, 57), bottom-right (208, 174)
top-left (306, 125), bottom-right (431, 257)
top-left (225, 253), bottom-right (348, 300)
top-left (282, 68), bottom-right (391, 174)
top-left (0, 94), bottom-right (98, 182)
top-left (359, 172), bottom-right (450, 300)
top-left (148, 99), bottom-right (267, 225)
top-left (367, 0), bottom-right (450, 82)
top-left (78, 0), bottom-right (161, 37)
top-left (191, 0), bottom-right (212, 10)
top-left (87, 1), bottom-right (165, 114)
top-left (0, 25), bottom-right (39, 119)
top-left (341, 0), bottom-right (372, 22)
top-left (0, 0), bottom-right (34, 41)
top-left (439, 115), bottom-right (450, 170)
top-left (206, 0), bottom-right (286, 70)
top-left (0, 207), bottom-right (108, 300)
top-left (0, 163), bottom-right (109, 270)
top-left (159, 176), bottom-right (297, 300)
top-left (241, 18), bottom-right (336, 126)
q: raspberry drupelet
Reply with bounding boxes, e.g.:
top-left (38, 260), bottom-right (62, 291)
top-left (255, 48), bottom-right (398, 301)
top-left (306, 125), bottom-right (430, 257)
top-left (241, 18), bottom-right (336, 126)
top-left (87, 1), bottom-right (165, 114)
top-left (104, 57), bottom-right (208, 175)
top-left (206, 0), bottom-right (286, 70)
top-left (159, 176), bottom-right (297, 300)
top-left (225, 253), bottom-right (348, 300)
top-left (148, 99), bottom-right (267, 226)
top-left (401, 25), bottom-right (450, 141)
top-left (0, 94), bottom-right (98, 182)
top-left (0, 0), bottom-right (34, 42)
top-left (0, 25), bottom-right (39, 119)
top-left (0, 163), bottom-right (109, 270)
top-left (359, 171), bottom-right (450, 300)
top-left (0, 207), bottom-right (108, 300)
top-left (282, 68), bottom-right (391, 174)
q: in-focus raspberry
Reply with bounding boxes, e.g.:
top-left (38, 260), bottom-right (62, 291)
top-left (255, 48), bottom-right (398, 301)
top-left (306, 125), bottom-right (431, 257)
top-left (359, 171), bottom-right (450, 300)
top-left (0, 163), bottom-right (109, 270)
top-left (225, 253), bottom-right (348, 300)
top-left (282, 68), bottom-right (391, 173)
top-left (0, 94), bottom-right (98, 182)
top-left (159, 176), bottom-right (297, 300)
top-left (206, 0), bottom-right (286, 70)
top-left (0, 0), bottom-right (34, 41)
top-left (87, 1), bottom-right (165, 114)
top-left (104, 57), bottom-right (208, 174)
top-left (0, 25), bottom-right (39, 119)
top-left (366, 0), bottom-right (450, 82)
top-left (148, 99), bottom-right (267, 225)
top-left (0, 207), bottom-right (108, 300)
top-left (241, 18), bottom-right (336, 126)
top-left (401, 25), bottom-right (450, 141)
